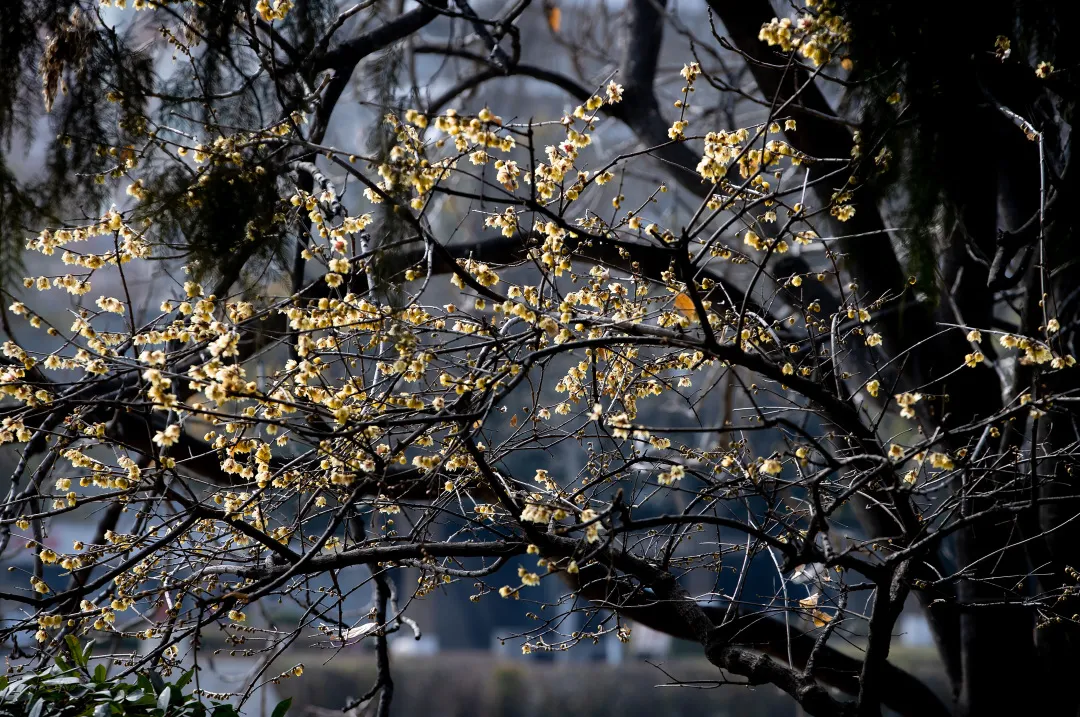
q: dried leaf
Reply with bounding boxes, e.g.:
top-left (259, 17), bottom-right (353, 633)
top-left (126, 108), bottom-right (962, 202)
top-left (673, 292), bottom-right (697, 319)
top-left (546, 5), bottom-right (562, 33)
top-left (341, 622), bottom-right (380, 641)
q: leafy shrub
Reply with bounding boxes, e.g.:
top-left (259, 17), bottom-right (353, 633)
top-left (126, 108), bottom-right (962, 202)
top-left (0, 637), bottom-right (290, 717)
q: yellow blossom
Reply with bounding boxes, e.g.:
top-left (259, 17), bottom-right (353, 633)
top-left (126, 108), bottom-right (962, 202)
top-left (761, 458), bottom-right (783, 475)
top-left (153, 424), bottom-right (181, 448)
top-left (895, 392), bottom-right (922, 419)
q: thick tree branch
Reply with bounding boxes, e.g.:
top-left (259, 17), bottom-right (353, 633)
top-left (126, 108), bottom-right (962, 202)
top-left (313, 1), bottom-right (449, 74)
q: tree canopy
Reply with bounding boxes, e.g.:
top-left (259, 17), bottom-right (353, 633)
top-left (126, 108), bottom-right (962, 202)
top-left (1, 2), bottom-right (1078, 716)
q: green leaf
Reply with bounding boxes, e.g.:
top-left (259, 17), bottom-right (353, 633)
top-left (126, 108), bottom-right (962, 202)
top-left (28, 697), bottom-right (44, 717)
top-left (158, 686), bottom-right (172, 712)
top-left (270, 697), bottom-right (292, 717)
top-left (93, 665), bottom-right (107, 684)
top-left (65, 636), bottom-right (88, 669)
top-left (175, 670), bottom-right (194, 690)
top-left (42, 676), bottom-right (81, 686)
